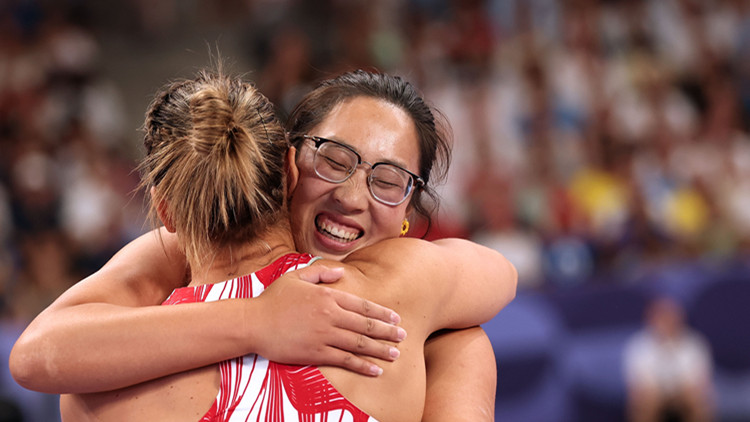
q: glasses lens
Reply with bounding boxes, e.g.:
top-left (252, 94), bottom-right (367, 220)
top-left (370, 164), bottom-right (413, 205)
top-left (314, 142), bottom-right (357, 182)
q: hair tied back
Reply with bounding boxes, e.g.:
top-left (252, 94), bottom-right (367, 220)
top-left (257, 108), bottom-right (271, 144)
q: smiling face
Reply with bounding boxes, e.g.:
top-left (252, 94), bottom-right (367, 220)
top-left (288, 96), bottom-right (421, 260)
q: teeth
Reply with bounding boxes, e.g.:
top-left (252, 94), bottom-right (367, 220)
top-left (317, 218), bottom-right (360, 242)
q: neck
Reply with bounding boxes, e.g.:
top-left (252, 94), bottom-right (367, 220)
top-left (189, 223), bottom-right (297, 286)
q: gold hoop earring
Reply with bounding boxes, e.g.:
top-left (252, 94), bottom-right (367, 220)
top-left (400, 219), bottom-right (410, 236)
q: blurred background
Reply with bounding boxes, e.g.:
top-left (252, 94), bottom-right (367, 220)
top-left (1, 0), bottom-right (750, 420)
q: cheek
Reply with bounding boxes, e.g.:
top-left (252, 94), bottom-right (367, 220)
top-left (370, 206), bottom-right (408, 240)
top-left (289, 175), bottom-right (330, 225)
top-left (294, 175), bottom-right (330, 206)
top-left (288, 186), bottom-right (316, 252)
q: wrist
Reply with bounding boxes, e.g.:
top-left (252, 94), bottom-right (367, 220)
top-left (237, 296), bottom-right (265, 357)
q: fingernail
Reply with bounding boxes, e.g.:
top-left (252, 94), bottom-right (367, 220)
top-left (371, 365), bottom-right (383, 376)
top-left (391, 312), bottom-right (401, 324)
top-left (390, 347), bottom-right (400, 359)
top-left (397, 327), bottom-right (407, 341)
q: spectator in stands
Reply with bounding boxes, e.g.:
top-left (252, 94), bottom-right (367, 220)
top-left (624, 296), bottom-right (714, 422)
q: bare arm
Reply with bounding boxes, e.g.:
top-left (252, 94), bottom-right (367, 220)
top-left (431, 238), bottom-right (516, 328)
top-left (423, 328), bottom-right (496, 422)
top-left (9, 228), bottom-right (405, 394)
top-left (403, 239), bottom-right (507, 421)
top-left (347, 237), bottom-right (517, 333)
top-left (411, 239), bottom-right (506, 420)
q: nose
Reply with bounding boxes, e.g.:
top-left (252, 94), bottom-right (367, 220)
top-left (330, 167), bottom-right (370, 212)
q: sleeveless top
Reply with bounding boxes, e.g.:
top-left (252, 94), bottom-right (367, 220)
top-left (162, 253), bottom-right (376, 422)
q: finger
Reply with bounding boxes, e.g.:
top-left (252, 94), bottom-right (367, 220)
top-left (336, 311), bottom-right (407, 343)
top-left (331, 289), bottom-right (401, 325)
top-left (294, 264), bottom-right (344, 284)
top-left (322, 349), bottom-right (384, 377)
top-left (315, 265), bottom-right (345, 284)
top-left (329, 330), bottom-right (401, 362)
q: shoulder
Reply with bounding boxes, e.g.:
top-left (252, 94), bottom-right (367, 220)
top-left (343, 238), bottom-right (443, 276)
top-left (682, 331), bottom-right (712, 357)
top-left (347, 237), bottom-right (433, 259)
top-left (346, 237), bottom-right (478, 264)
top-left (624, 332), bottom-right (656, 358)
top-left (343, 237), bottom-right (509, 284)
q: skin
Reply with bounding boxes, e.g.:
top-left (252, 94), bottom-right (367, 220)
top-left (423, 328), bottom-right (497, 421)
top-left (10, 96), bottom-right (508, 420)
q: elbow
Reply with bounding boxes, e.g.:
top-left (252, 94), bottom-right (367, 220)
top-left (508, 258), bottom-right (518, 300)
top-left (9, 341), bottom-right (38, 391)
top-left (9, 335), bottom-right (59, 393)
top-left (495, 253), bottom-right (518, 311)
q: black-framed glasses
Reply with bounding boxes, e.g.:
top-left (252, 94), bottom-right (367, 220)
top-left (302, 135), bottom-right (424, 206)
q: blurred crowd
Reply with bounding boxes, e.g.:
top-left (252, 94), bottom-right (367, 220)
top-left (404, 0), bottom-right (750, 290)
top-left (2, 0), bottom-right (750, 315)
top-left (0, 1), bottom-right (146, 324)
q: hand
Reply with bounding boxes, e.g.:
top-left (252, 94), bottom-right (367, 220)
top-left (252, 264), bottom-right (405, 376)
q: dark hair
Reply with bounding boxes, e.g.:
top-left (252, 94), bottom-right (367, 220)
top-left (286, 70), bottom-right (452, 232)
top-left (139, 69), bottom-right (289, 267)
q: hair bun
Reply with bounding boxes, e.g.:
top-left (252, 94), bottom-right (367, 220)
top-left (190, 89), bottom-right (235, 155)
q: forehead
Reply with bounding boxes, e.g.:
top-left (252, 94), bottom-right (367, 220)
top-left (310, 96), bottom-right (420, 171)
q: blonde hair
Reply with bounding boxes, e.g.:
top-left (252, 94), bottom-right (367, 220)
top-left (138, 69), bottom-right (288, 268)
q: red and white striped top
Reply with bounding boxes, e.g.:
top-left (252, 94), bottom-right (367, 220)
top-left (162, 253), bottom-right (376, 422)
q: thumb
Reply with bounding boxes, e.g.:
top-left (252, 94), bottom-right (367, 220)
top-left (297, 264), bottom-right (345, 284)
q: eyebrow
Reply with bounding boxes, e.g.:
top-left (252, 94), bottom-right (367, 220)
top-left (316, 135), bottom-right (413, 170)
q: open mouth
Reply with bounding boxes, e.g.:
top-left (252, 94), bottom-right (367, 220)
top-left (315, 215), bottom-right (363, 243)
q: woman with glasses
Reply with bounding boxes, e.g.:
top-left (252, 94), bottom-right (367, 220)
top-left (11, 70), bottom-right (513, 420)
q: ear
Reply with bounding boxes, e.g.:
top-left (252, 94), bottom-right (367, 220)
top-left (151, 186), bottom-right (176, 233)
top-left (285, 146), bottom-right (300, 197)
